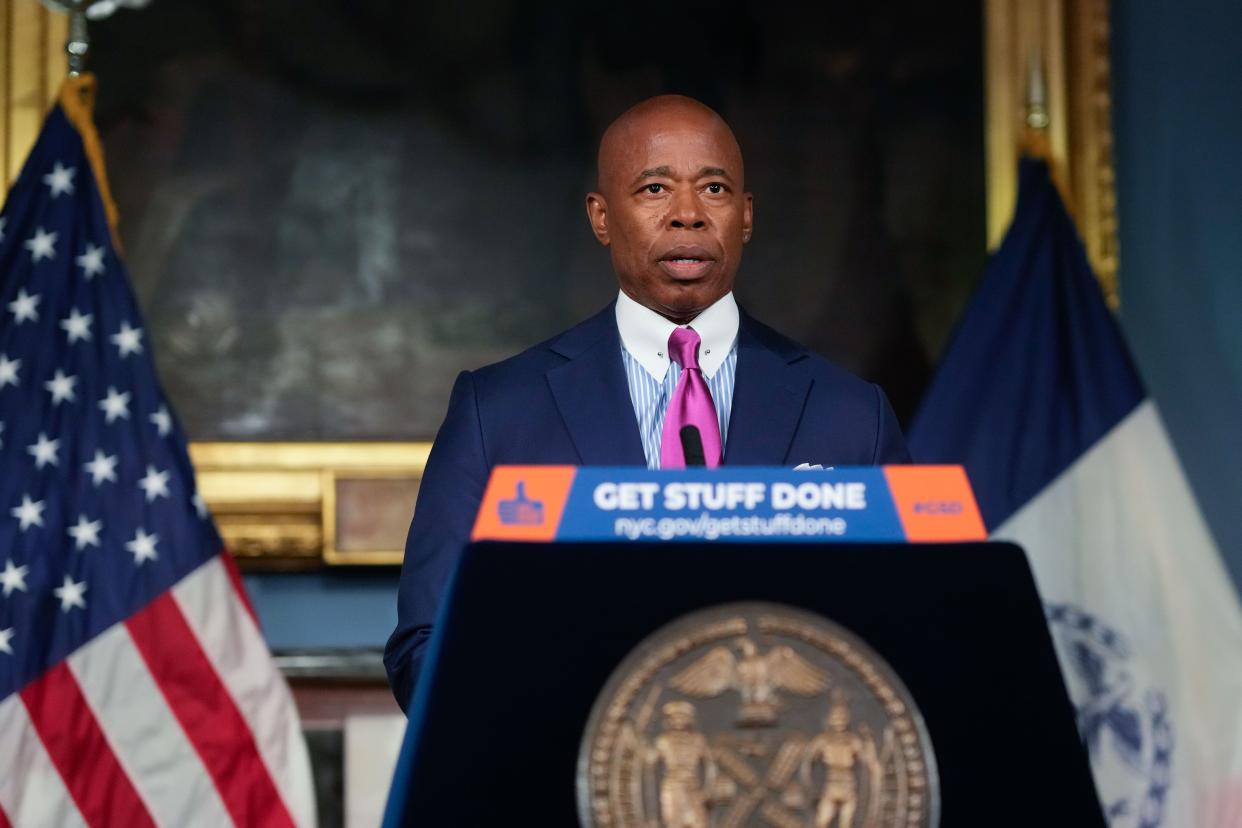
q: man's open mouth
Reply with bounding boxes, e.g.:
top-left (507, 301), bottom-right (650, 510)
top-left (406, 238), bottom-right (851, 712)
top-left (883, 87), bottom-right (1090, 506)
top-left (658, 247), bottom-right (716, 280)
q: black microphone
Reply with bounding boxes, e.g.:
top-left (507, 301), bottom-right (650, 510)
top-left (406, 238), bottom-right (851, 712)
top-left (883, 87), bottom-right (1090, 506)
top-left (680, 425), bottom-right (706, 467)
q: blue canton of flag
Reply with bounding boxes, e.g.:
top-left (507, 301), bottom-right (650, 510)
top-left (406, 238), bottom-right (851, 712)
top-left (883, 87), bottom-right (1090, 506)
top-left (0, 78), bottom-right (314, 827)
top-left (0, 88), bottom-right (217, 698)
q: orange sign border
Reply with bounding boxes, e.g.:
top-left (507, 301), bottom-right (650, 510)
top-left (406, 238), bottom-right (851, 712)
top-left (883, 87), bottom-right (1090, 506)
top-left (883, 465), bottom-right (987, 542)
top-left (471, 466), bottom-right (577, 542)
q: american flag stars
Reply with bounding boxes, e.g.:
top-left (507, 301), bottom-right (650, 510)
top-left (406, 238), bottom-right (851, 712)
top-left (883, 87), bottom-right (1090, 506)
top-left (0, 354), bottom-right (18, 388)
top-left (1, 148), bottom-right (207, 669)
top-left (0, 559), bottom-right (28, 596)
top-left (26, 432), bottom-right (59, 468)
top-left (67, 515), bottom-right (103, 550)
top-left (149, 405), bottom-right (172, 436)
top-left (59, 307), bottom-right (93, 343)
top-left (24, 227), bottom-right (57, 262)
top-left (75, 243), bottom-right (105, 279)
top-left (10, 495), bottom-right (45, 531)
top-left (42, 161), bottom-right (76, 198)
top-left (83, 450), bottom-right (118, 486)
top-left (125, 528), bottom-right (158, 565)
top-left (110, 321), bottom-right (143, 356)
top-left (138, 465), bottom-right (171, 502)
top-left (44, 369), bottom-right (77, 404)
top-left (7, 288), bottom-right (39, 323)
top-left (52, 574), bottom-right (86, 612)
top-left (98, 386), bottom-right (131, 423)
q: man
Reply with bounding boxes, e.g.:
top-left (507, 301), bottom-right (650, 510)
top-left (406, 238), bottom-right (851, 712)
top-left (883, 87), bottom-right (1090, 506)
top-left (651, 701), bottom-right (717, 828)
top-left (384, 95), bottom-right (909, 710)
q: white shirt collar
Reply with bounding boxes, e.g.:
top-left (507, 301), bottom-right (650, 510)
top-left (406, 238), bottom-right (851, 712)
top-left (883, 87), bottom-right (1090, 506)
top-left (615, 289), bottom-right (739, 381)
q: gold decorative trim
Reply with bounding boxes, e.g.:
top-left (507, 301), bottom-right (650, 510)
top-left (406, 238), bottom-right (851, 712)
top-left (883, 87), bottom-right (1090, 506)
top-left (189, 443), bottom-right (430, 569)
top-left (984, 0), bottom-right (1120, 307)
top-left (1068, 0), bottom-right (1119, 307)
top-left (1, 0), bottom-right (66, 189)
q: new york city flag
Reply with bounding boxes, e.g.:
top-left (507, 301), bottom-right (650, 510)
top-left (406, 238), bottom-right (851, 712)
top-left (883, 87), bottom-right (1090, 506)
top-left (910, 158), bottom-right (1242, 826)
top-left (0, 76), bottom-right (314, 826)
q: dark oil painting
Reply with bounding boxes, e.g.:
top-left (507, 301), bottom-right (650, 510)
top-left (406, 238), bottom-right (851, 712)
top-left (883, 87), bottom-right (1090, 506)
top-left (91, 0), bottom-right (985, 441)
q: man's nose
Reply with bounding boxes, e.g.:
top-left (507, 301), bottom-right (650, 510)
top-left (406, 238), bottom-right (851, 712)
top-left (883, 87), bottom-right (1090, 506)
top-left (667, 191), bottom-right (707, 230)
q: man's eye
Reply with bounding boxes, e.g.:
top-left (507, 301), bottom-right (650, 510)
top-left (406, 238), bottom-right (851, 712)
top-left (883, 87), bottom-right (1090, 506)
top-left (706, 183), bottom-right (725, 194)
top-left (645, 183), bottom-right (664, 194)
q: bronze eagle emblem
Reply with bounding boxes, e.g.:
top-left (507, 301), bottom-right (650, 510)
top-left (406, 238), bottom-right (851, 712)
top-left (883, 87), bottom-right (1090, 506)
top-left (669, 637), bottom-right (830, 726)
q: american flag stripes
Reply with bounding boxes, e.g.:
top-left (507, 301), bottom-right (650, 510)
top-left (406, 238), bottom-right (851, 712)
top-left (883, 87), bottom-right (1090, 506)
top-left (0, 77), bottom-right (314, 827)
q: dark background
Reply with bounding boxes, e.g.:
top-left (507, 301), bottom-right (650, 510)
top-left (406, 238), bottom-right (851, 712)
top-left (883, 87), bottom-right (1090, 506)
top-left (90, 0), bottom-right (985, 440)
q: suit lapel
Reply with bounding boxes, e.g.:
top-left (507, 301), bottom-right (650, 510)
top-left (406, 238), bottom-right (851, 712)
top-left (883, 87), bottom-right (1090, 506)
top-left (724, 314), bottom-right (813, 465)
top-left (546, 306), bottom-right (647, 466)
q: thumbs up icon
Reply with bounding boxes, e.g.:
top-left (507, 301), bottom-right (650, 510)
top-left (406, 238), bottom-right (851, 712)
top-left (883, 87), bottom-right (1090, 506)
top-left (498, 481), bottom-right (545, 526)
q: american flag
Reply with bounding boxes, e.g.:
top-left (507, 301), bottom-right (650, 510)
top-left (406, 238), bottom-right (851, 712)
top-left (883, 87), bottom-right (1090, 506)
top-left (0, 77), bottom-right (314, 827)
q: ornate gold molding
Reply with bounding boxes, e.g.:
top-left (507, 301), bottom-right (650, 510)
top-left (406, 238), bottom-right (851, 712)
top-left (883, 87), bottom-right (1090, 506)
top-left (984, 0), bottom-right (1119, 307)
top-left (189, 443), bottom-right (430, 569)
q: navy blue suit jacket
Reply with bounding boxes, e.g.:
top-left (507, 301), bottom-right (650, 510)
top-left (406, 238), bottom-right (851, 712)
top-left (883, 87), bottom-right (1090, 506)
top-left (384, 303), bottom-right (909, 710)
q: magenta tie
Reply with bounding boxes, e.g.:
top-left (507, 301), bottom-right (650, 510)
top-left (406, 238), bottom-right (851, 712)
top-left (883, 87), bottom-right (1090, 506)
top-left (660, 327), bottom-right (723, 469)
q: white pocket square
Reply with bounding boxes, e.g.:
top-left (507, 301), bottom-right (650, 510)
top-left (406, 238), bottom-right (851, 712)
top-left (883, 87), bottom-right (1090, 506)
top-left (794, 463), bottom-right (825, 471)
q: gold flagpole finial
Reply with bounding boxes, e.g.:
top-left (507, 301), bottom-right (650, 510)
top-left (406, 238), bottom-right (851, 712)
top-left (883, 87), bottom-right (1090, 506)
top-left (1021, 48), bottom-right (1055, 165)
top-left (1025, 51), bottom-right (1050, 130)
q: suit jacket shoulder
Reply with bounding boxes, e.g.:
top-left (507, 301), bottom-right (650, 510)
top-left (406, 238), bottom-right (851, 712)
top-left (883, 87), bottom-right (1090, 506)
top-left (465, 304), bottom-right (641, 467)
top-left (470, 304), bottom-right (616, 396)
top-left (732, 310), bottom-right (910, 466)
top-left (739, 311), bottom-right (878, 398)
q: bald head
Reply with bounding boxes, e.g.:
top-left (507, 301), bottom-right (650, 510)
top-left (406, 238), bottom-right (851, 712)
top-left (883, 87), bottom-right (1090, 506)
top-left (596, 95), bottom-right (745, 196)
top-left (586, 95), bottom-right (753, 323)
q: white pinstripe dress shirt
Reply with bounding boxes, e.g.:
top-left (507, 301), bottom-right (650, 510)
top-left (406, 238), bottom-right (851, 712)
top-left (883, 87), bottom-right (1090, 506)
top-left (615, 290), bottom-right (740, 469)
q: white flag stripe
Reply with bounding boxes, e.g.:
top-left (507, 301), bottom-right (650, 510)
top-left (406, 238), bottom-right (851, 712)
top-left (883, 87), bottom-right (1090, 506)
top-left (66, 623), bottom-right (234, 828)
top-left (172, 558), bottom-right (316, 828)
top-left (996, 401), bottom-right (1242, 827)
top-left (0, 694), bottom-right (88, 828)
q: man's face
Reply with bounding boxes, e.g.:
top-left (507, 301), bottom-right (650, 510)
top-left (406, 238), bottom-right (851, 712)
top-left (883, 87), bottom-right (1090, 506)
top-left (587, 108), bottom-right (753, 323)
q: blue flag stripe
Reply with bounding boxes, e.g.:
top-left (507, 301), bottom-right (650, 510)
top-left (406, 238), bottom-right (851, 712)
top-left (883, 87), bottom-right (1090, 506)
top-left (908, 159), bottom-right (1145, 529)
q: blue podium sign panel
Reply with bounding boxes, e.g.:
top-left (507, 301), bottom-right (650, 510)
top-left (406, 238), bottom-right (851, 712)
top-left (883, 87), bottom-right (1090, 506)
top-left (471, 465), bottom-right (986, 544)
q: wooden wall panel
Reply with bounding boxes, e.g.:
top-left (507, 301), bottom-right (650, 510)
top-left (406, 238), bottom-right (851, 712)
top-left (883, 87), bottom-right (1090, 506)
top-left (0, 0), bottom-right (66, 190)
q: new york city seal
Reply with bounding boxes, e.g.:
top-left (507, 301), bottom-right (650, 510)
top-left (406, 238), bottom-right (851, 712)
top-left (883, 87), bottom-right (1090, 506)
top-left (577, 603), bottom-right (938, 828)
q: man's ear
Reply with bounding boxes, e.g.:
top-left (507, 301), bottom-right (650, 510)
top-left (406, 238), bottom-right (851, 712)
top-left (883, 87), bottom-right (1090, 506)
top-left (742, 192), bottom-right (754, 243)
top-left (585, 192), bottom-right (610, 246)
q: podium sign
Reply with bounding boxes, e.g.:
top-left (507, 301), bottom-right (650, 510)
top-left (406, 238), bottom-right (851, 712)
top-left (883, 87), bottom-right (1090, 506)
top-left (471, 465), bottom-right (986, 544)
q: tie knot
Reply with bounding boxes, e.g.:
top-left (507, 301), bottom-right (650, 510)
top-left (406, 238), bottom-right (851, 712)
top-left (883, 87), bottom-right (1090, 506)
top-left (667, 326), bottom-right (702, 371)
